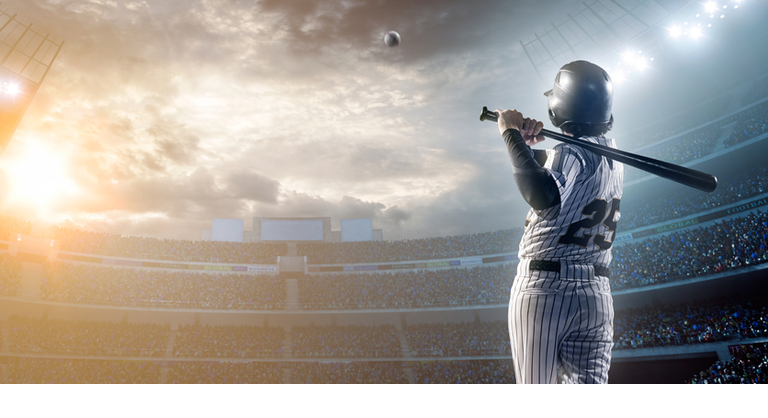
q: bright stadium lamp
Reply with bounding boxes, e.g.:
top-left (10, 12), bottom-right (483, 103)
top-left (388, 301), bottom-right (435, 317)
top-left (634, 56), bottom-right (648, 71)
top-left (705, 1), bottom-right (718, 13)
top-left (669, 25), bottom-right (682, 38)
top-left (5, 82), bottom-right (20, 96)
top-left (689, 26), bottom-right (703, 39)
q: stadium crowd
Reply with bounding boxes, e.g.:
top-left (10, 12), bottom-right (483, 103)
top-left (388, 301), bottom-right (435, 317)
top-left (0, 215), bottom-right (31, 241)
top-left (622, 98), bottom-right (730, 150)
top-left (291, 325), bottom-right (402, 358)
top-left (41, 262), bottom-right (285, 309)
top-left (740, 77), bottom-right (768, 106)
top-left (298, 229), bottom-right (523, 264)
top-left (166, 362), bottom-right (285, 384)
top-left (611, 209), bottom-right (768, 290)
top-left (0, 253), bottom-right (22, 295)
top-left (300, 264), bottom-right (514, 310)
top-left (619, 162), bottom-right (768, 231)
top-left (8, 316), bottom-right (169, 357)
top-left (406, 321), bottom-right (510, 357)
top-left (723, 100), bottom-right (768, 148)
top-left (689, 343), bottom-right (768, 384)
top-left (173, 324), bottom-right (284, 358)
top-left (412, 360), bottom-right (516, 384)
top-left (613, 298), bottom-right (768, 350)
top-left (290, 362), bottom-right (408, 384)
top-left (623, 127), bottom-right (722, 182)
top-left (7, 358), bottom-right (160, 384)
top-left (50, 226), bottom-right (287, 264)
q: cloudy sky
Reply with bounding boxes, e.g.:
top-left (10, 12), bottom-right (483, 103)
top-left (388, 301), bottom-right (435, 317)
top-left (0, 0), bottom-right (750, 241)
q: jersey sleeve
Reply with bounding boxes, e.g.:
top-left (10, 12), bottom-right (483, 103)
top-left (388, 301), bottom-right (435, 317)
top-left (544, 144), bottom-right (587, 204)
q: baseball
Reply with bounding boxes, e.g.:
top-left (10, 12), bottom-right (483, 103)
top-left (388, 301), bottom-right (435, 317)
top-left (384, 31), bottom-right (400, 47)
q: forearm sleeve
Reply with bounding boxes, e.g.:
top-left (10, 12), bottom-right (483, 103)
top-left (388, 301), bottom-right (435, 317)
top-left (503, 129), bottom-right (561, 210)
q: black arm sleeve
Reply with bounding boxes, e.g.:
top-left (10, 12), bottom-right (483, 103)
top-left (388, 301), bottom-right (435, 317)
top-left (503, 129), bottom-right (561, 210)
top-left (533, 149), bottom-right (548, 166)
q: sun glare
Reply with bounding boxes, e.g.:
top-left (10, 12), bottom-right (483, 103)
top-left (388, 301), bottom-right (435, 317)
top-left (0, 139), bottom-right (79, 215)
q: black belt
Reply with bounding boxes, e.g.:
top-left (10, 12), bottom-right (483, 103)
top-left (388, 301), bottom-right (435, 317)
top-left (529, 260), bottom-right (610, 278)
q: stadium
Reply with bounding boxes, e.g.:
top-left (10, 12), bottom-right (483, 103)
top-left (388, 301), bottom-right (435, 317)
top-left (1, 0), bottom-right (768, 389)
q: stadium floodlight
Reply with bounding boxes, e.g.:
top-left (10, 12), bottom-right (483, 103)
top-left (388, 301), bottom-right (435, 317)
top-left (612, 69), bottom-right (626, 83)
top-left (669, 25), bottom-right (683, 38)
top-left (634, 56), bottom-right (648, 71)
top-left (705, 2), bottom-right (718, 13)
top-left (2, 82), bottom-right (21, 97)
top-left (689, 26), bottom-right (703, 39)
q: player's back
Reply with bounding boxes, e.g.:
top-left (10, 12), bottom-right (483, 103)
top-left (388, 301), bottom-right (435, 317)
top-left (518, 135), bottom-right (624, 268)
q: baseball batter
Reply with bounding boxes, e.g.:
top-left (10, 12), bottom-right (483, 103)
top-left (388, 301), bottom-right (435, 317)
top-left (497, 61), bottom-right (623, 384)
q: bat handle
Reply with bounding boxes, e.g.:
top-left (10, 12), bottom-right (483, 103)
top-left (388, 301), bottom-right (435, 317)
top-left (480, 106), bottom-right (498, 122)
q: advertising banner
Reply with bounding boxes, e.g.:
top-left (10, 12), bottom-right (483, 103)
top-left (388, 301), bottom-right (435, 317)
top-left (57, 252), bottom-right (276, 273)
top-left (246, 266), bottom-right (278, 272)
top-left (103, 259), bottom-right (143, 267)
top-left (699, 196), bottom-right (768, 221)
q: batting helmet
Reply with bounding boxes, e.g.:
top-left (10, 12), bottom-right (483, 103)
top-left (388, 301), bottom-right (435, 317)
top-left (544, 60), bottom-right (613, 128)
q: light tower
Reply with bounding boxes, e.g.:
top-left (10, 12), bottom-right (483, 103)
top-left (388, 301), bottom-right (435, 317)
top-left (0, 5), bottom-right (63, 154)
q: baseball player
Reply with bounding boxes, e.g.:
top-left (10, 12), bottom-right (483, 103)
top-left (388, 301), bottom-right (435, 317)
top-left (496, 60), bottom-right (623, 384)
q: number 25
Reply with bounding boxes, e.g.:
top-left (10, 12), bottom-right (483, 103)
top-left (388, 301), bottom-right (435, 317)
top-left (558, 198), bottom-right (620, 250)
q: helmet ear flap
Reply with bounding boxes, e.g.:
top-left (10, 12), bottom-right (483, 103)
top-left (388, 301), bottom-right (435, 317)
top-left (548, 108), bottom-right (564, 128)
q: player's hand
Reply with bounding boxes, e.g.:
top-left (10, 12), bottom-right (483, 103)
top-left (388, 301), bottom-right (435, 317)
top-left (521, 117), bottom-right (545, 146)
top-left (495, 109), bottom-right (545, 146)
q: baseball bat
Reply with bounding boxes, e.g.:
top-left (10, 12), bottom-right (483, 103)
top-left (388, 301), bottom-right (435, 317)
top-left (480, 107), bottom-right (718, 193)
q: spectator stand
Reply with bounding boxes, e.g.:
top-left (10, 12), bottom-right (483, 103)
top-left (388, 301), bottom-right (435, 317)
top-left (611, 209), bottom-right (768, 293)
top-left (38, 262), bottom-right (287, 310)
top-left (616, 69), bottom-right (768, 154)
top-left (301, 228), bottom-right (524, 266)
top-left (623, 93), bottom-right (768, 188)
top-left (689, 342), bottom-right (768, 384)
top-left (612, 297), bottom-right (768, 364)
top-left (299, 263), bottom-right (517, 312)
top-left (615, 190), bottom-right (768, 243)
top-left (52, 249), bottom-right (279, 278)
top-left (618, 162), bottom-right (768, 232)
top-left (49, 226), bottom-right (288, 265)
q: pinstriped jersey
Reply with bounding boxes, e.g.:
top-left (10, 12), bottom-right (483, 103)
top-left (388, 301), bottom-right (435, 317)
top-left (518, 136), bottom-right (624, 266)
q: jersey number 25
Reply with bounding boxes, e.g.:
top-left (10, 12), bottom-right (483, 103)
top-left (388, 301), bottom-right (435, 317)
top-left (558, 198), bottom-right (620, 250)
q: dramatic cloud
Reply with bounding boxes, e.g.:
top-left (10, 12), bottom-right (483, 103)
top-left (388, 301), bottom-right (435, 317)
top-left (0, 0), bottom-right (600, 240)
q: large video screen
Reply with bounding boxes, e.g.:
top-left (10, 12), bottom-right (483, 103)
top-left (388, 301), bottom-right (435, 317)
top-left (261, 219), bottom-right (323, 241)
top-left (341, 218), bottom-right (373, 242)
top-left (211, 218), bottom-right (244, 242)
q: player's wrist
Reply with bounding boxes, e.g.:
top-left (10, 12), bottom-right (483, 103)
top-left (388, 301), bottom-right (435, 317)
top-left (503, 128), bottom-right (526, 144)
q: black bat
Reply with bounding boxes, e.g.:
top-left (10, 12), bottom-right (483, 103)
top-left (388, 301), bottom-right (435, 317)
top-left (480, 107), bottom-right (718, 193)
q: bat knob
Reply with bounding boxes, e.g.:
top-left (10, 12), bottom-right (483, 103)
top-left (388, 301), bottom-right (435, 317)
top-left (480, 106), bottom-right (498, 122)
